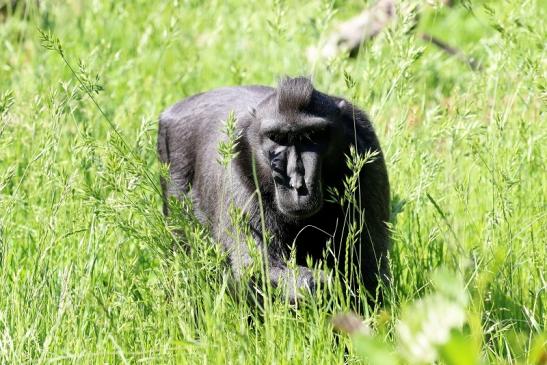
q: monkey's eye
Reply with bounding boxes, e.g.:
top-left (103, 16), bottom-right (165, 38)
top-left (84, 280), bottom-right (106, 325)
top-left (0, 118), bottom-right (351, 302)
top-left (267, 133), bottom-right (289, 145)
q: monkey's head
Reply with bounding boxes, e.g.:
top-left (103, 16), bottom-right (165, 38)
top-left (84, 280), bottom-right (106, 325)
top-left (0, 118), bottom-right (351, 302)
top-left (249, 77), bottom-right (346, 220)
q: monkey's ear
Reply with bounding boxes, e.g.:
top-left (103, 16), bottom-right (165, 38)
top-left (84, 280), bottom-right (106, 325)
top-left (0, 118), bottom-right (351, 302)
top-left (248, 106), bottom-right (257, 118)
top-left (333, 100), bottom-right (347, 116)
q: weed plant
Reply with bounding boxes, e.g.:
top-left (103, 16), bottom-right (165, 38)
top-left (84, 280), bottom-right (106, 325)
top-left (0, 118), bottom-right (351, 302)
top-left (0, 0), bottom-right (545, 363)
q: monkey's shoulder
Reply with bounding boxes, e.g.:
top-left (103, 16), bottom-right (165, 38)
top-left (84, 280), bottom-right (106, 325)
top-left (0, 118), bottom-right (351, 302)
top-left (160, 85), bottom-right (273, 124)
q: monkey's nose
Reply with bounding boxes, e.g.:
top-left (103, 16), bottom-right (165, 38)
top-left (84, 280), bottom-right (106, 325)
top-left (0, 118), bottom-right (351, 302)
top-left (289, 175), bottom-right (307, 195)
top-left (289, 175), bottom-right (302, 189)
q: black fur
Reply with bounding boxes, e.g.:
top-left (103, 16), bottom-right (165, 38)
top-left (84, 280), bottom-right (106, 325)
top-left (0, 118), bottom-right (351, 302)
top-left (158, 77), bottom-right (390, 305)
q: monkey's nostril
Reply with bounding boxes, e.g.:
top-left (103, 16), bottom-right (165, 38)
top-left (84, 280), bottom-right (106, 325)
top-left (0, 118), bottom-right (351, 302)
top-left (295, 185), bottom-right (308, 196)
top-left (273, 175), bottom-right (285, 185)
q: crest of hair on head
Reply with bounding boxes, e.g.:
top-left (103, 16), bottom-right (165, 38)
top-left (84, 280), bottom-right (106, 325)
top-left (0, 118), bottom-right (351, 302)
top-left (276, 77), bottom-right (314, 114)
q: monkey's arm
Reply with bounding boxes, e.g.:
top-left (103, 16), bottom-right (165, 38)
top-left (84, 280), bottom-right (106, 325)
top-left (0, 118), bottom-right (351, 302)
top-left (216, 224), bottom-right (320, 304)
top-left (357, 157), bottom-right (391, 300)
top-left (336, 100), bottom-right (391, 299)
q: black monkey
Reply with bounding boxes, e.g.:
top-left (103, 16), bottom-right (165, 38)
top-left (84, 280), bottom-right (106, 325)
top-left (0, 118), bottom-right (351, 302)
top-left (158, 77), bottom-right (390, 304)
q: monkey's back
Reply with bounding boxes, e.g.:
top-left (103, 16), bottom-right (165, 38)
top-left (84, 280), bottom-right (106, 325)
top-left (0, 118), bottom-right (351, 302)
top-left (160, 85), bottom-right (272, 145)
top-left (157, 85), bottom-right (273, 219)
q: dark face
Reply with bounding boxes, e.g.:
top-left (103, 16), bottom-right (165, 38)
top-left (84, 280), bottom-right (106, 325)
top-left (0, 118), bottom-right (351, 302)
top-left (259, 115), bottom-right (333, 219)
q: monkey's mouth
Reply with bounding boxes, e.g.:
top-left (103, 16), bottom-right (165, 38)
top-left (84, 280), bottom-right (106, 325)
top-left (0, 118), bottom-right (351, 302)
top-left (274, 187), bottom-right (323, 219)
top-left (282, 206), bottom-right (321, 219)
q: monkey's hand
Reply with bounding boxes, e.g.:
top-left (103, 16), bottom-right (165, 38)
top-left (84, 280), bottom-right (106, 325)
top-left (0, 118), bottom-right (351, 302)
top-left (270, 266), bottom-right (330, 305)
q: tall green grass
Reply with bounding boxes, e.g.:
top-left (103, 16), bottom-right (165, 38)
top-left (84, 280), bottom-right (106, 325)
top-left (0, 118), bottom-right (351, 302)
top-left (0, 0), bottom-right (545, 363)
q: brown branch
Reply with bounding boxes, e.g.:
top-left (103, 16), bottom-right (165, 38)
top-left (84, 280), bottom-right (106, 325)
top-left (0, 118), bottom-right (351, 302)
top-left (420, 33), bottom-right (482, 71)
top-left (307, 0), bottom-right (396, 61)
top-left (308, 0), bottom-right (481, 72)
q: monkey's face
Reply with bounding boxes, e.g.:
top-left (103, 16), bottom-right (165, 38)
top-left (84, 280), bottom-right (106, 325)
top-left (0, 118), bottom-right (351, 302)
top-left (259, 116), bottom-right (333, 219)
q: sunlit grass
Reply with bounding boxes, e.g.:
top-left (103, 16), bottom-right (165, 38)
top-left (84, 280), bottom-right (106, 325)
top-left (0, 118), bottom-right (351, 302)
top-left (0, 0), bottom-right (545, 363)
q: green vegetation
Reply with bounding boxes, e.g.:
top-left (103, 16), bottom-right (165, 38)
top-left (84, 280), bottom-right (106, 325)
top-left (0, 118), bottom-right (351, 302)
top-left (0, 0), bottom-right (545, 363)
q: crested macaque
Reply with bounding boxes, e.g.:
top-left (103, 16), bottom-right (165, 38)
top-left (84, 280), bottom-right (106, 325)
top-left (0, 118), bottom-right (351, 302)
top-left (158, 76), bottom-right (390, 305)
